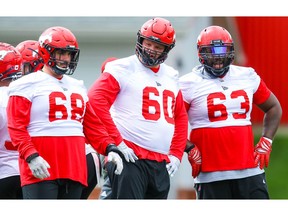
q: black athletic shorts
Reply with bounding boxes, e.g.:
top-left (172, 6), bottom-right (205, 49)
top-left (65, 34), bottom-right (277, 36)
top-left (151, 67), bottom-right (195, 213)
top-left (0, 175), bottom-right (22, 199)
top-left (106, 159), bottom-right (170, 199)
top-left (194, 173), bottom-right (269, 199)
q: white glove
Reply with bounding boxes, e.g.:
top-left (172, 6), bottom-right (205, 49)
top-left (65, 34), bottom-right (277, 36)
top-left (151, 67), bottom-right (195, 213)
top-left (118, 141), bottom-right (138, 163)
top-left (28, 156), bottom-right (50, 179)
top-left (166, 155), bottom-right (180, 177)
top-left (107, 152), bottom-right (123, 175)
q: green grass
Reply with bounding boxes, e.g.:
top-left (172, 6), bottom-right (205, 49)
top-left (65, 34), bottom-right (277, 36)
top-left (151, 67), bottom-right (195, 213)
top-left (254, 133), bottom-right (288, 199)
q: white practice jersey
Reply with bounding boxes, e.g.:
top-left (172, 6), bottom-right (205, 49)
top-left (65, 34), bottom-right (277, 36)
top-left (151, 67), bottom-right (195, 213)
top-left (8, 71), bottom-right (88, 137)
top-left (180, 65), bottom-right (261, 129)
top-left (105, 55), bottom-right (180, 154)
top-left (180, 65), bottom-right (265, 183)
top-left (0, 86), bottom-right (19, 179)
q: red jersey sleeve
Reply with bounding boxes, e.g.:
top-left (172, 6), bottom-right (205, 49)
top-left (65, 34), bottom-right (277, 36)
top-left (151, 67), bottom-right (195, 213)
top-left (6, 95), bottom-right (38, 161)
top-left (83, 101), bottom-right (115, 155)
top-left (253, 79), bottom-right (271, 105)
top-left (168, 90), bottom-right (188, 161)
top-left (87, 73), bottom-right (123, 145)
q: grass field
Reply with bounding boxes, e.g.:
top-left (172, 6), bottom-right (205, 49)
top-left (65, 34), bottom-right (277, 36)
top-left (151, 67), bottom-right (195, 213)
top-left (254, 125), bottom-right (288, 199)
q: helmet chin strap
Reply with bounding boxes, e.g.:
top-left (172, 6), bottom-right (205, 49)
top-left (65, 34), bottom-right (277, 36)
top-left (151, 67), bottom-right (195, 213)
top-left (204, 65), bottom-right (229, 78)
top-left (53, 65), bottom-right (69, 75)
top-left (145, 57), bottom-right (157, 67)
top-left (135, 40), bottom-right (169, 67)
top-left (138, 49), bottom-right (167, 67)
top-left (48, 60), bottom-right (69, 75)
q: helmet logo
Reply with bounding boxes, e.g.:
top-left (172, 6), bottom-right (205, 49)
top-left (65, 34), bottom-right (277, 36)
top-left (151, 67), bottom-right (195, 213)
top-left (149, 36), bottom-right (160, 43)
top-left (39, 33), bottom-right (52, 47)
top-left (32, 49), bottom-right (38, 58)
top-left (211, 40), bottom-right (223, 45)
top-left (0, 50), bottom-right (13, 60)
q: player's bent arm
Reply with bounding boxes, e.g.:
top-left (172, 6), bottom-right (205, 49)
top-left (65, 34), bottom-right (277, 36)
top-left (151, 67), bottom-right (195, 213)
top-left (88, 73), bottom-right (123, 144)
top-left (257, 92), bottom-right (282, 139)
top-left (83, 101), bottom-right (119, 155)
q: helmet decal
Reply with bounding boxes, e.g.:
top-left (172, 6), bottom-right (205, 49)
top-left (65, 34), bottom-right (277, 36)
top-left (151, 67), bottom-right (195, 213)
top-left (0, 50), bottom-right (13, 61)
top-left (39, 33), bottom-right (53, 48)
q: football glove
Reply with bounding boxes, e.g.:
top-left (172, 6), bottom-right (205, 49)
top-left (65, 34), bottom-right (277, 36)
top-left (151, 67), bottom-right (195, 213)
top-left (107, 152), bottom-right (123, 175)
top-left (118, 141), bottom-right (138, 163)
top-left (187, 145), bottom-right (202, 178)
top-left (28, 156), bottom-right (50, 179)
top-left (254, 136), bottom-right (272, 169)
top-left (166, 155), bottom-right (180, 177)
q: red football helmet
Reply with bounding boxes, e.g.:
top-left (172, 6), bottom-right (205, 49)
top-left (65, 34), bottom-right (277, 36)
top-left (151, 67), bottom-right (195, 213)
top-left (38, 26), bottom-right (80, 75)
top-left (136, 17), bottom-right (176, 67)
top-left (0, 42), bottom-right (23, 82)
top-left (197, 25), bottom-right (235, 77)
top-left (16, 40), bottom-right (43, 75)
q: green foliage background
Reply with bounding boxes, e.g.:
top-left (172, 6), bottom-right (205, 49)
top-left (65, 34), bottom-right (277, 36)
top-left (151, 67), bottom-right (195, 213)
top-left (254, 132), bottom-right (288, 199)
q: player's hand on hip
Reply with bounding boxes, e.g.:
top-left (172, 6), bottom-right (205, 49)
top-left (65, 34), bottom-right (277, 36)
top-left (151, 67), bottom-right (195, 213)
top-left (28, 156), bottom-right (50, 179)
top-left (187, 145), bottom-right (202, 178)
top-left (166, 155), bottom-right (180, 177)
top-left (254, 137), bottom-right (272, 169)
top-left (118, 141), bottom-right (138, 163)
top-left (107, 152), bottom-right (123, 175)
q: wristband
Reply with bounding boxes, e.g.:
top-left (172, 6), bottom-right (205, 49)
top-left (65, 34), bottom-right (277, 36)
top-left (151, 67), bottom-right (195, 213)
top-left (262, 136), bottom-right (273, 145)
top-left (185, 144), bottom-right (195, 153)
top-left (26, 153), bottom-right (39, 163)
top-left (105, 144), bottom-right (123, 156)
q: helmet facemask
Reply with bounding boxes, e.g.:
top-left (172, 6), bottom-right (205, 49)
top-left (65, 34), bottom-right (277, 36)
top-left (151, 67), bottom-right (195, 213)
top-left (1, 71), bottom-right (23, 82)
top-left (136, 32), bottom-right (174, 67)
top-left (199, 40), bottom-right (235, 78)
top-left (46, 45), bottom-right (80, 75)
top-left (23, 60), bottom-right (42, 75)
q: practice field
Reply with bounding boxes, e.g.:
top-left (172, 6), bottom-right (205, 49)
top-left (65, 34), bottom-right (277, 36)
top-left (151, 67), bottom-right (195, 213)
top-left (253, 125), bottom-right (288, 199)
top-left (263, 134), bottom-right (288, 199)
